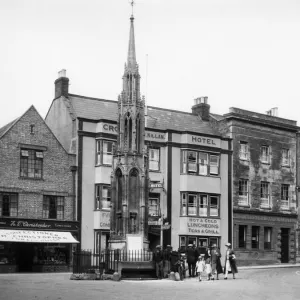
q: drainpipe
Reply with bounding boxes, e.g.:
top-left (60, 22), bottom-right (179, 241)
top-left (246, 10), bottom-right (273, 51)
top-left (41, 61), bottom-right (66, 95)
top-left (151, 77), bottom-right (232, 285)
top-left (70, 166), bottom-right (78, 221)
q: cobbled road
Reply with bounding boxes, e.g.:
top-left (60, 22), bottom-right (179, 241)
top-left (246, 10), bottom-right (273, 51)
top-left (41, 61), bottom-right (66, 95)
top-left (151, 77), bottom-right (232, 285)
top-left (1, 268), bottom-right (300, 300)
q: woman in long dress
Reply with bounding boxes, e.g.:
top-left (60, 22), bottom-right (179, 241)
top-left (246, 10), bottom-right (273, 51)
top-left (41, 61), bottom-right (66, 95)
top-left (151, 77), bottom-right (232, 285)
top-left (223, 243), bottom-right (238, 280)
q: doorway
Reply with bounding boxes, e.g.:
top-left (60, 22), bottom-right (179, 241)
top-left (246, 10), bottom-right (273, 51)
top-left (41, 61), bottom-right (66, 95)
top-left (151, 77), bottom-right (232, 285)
top-left (17, 243), bottom-right (34, 272)
top-left (281, 228), bottom-right (289, 263)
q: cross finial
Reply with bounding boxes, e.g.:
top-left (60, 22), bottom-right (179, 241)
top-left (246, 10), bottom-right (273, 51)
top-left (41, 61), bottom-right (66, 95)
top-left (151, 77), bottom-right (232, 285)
top-left (129, 0), bottom-right (135, 16)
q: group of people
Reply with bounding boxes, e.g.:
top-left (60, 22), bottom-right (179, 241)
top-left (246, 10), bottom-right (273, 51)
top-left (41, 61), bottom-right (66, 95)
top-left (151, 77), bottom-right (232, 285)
top-left (188, 242), bottom-right (238, 281)
top-left (153, 242), bottom-right (238, 281)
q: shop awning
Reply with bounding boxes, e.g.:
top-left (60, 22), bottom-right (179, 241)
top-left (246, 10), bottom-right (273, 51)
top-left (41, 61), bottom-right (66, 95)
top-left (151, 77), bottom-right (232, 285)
top-left (0, 230), bottom-right (79, 243)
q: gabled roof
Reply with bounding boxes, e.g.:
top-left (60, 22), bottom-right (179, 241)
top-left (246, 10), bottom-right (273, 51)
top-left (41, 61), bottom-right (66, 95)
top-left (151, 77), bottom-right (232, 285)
top-left (0, 118), bottom-right (20, 139)
top-left (68, 94), bottom-right (220, 136)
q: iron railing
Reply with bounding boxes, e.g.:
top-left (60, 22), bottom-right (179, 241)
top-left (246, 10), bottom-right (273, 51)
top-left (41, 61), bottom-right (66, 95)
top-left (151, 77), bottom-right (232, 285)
top-left (73, 249), bottom-right (156, 274)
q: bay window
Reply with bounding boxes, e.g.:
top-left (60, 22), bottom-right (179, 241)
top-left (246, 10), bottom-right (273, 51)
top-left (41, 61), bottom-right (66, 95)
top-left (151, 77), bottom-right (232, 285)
top-left (181, 150), bottom-right (220, 176)
top-left (181, 192), bottom-right (220, 217)
top-left (95, 185), bottom-right (111, 210)
top-left (96, 140), bottom-right (115, 166)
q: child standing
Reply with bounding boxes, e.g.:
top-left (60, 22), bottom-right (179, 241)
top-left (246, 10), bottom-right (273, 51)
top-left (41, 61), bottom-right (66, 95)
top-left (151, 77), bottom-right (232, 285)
top-left (195, 254), bottom-right (205, 281)
top-left (205, 248), bottom-right (212, 281)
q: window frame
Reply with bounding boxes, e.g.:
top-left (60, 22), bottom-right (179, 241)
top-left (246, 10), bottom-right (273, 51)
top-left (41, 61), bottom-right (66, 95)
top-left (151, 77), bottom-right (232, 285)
top-left (264, 227), bottom-right (272, 250)
top-left (281, 148), bottom-right (290, 167)
top-left (238, 179), bottom-right (249, 206)
top-left (149, 148), bottom-right (160, 171)
top-left (181, 150), bottom-right (220, 176)
top-left (95, 184), bottom-right (111, 210)
top-left (238, 225), bottom-right (247, 248)
top-left (251, 226), bottom-right (260, 249)
top-left (148, 193), bottom-right (160, 216)
top-left (239, 141), bottom-right (249, 161)
top-left (42, 195), bottom-right (64, 220)
top-left (95, 139), bottom-right (115, 166)
top-left (20, 149), bottom-right (43, 179)
top-left (260, 181), bottom-right (270, 207)
top-left (260, 145), bottom-right (271, 164)
top-left (280, 184), bottom-right (290, 209)
top-left (0, 193), bottom-right (18, 217)
top-left (180, 192), bottom-right (220, 217)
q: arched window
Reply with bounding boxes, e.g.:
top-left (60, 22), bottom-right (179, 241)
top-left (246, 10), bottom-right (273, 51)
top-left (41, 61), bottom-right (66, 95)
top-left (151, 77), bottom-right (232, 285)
top-left (129, 168), bottom-right (139, 211)
top-left (116, 169), bottom-right (123, 211)
top-left (124, 113), bottom-right (132, 151)
top-left (135, 114), bottom-right (140, 152)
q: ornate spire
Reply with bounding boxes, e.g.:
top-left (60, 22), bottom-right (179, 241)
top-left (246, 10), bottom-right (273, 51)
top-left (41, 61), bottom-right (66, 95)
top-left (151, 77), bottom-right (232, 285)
top-left (127, 15), bottom-right (137, 70)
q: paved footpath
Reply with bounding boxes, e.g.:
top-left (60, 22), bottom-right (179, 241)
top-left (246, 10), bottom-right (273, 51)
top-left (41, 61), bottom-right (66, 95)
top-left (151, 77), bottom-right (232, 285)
top-left (1, 267), bottom-right (300, 300)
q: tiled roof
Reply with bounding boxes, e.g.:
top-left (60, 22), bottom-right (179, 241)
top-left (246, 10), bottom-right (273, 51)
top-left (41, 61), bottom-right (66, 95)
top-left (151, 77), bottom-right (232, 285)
top-left (0, 118), bottom-right (19, 139)
top-left (69, 94), bottom-right (220, 136)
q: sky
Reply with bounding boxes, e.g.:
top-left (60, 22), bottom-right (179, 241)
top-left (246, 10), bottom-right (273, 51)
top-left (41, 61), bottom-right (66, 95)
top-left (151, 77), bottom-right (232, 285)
top-left (0, 0), bottom-right (300, 128)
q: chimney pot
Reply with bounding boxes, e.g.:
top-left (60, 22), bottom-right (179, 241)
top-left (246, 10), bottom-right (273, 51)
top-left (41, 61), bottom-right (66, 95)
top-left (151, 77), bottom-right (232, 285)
top-left (192, 96), bottom-right (210, 121)
top-left (54, 69), bottom-right (69, 98)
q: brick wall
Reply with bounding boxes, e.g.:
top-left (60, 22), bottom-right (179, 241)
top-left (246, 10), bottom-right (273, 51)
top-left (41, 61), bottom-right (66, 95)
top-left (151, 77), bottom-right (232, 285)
top-left (0, 106), bottom-right (76, 221)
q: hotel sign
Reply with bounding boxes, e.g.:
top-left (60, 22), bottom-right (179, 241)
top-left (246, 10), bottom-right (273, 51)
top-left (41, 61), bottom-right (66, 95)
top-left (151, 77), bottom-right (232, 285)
top-left (183, 134), bottom-right (220, 148)
top-left (145, 131), bottom-right (166, 142)
top-left (180, 217), bottom-right (220, 236)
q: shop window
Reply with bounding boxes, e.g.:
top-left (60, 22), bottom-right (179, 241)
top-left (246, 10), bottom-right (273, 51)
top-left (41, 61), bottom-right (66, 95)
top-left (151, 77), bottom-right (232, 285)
top-left (96, 140), bottom-right (115, 166)
top-left (20, 149), bottom-right (43, 179)
top-left (238, 225), bottom-right (247, 248)
top-left (181, 193), bottom-right (219, 217)
top-left (260, 181), bottom-right (270, 207)
top-left (281, 149), bottom-right (290, 166)
top-left (280, 184), bottom-right (290, 209)
top-left (198, 238), bottom-right (208, 255)
top-left (149, 193), bottom-right (160, 216)
top-left (239, 141), bottom-right (249, 160)
top-left (43, 196), bottom-right (64, 220)
top-left (260, 145), bottom-right (271, 164)
top-left (181, 150), bottom-right (220, 176)
top-left (0, 193), bottom-right (18, 217)
top-left (252, 226), bottom-right (259, 249)
top-left (264, 227), bottom-right (272, 250)
top-left (238, 179), bottom-right (249, 206)
top-left (34, 244), bottom-right (69, 266)
top-left (149, 148), bottom-right (160, 171)
top-left (95, 185), bottom-right (111, 210)
top-left (188, 237), bottom-right (197, 247)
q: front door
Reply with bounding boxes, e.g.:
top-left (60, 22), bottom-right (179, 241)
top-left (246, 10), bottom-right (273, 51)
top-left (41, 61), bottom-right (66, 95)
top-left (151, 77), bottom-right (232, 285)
top-left (281, 228), bottom-right (289, 263)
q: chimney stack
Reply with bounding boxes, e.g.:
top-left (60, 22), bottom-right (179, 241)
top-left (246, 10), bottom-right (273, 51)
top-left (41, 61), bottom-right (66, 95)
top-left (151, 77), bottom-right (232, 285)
top-left (54, 69), bottom-right (69, 98)
top-left (192, 97), bottom-right (210, 121)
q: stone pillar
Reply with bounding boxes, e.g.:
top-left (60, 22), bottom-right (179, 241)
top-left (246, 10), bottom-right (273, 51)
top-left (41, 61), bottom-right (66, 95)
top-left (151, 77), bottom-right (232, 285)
top-left (246, 224), bottom-right (252, 250)
top-left (276, 228), bottom-right (282, 263)
top-left (290, 229), bottom-right (296, 263)
top-left (259, 226), bottom-right (264, 250)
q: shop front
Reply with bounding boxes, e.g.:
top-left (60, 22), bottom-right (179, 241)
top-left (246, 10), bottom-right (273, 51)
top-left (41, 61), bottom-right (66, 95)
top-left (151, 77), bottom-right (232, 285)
top-left (0, 218), bottom-right (79, 273)
top-left (233, 212), bottom-right (297, 265)
top-left (178, 216), bottom-right (221, 254)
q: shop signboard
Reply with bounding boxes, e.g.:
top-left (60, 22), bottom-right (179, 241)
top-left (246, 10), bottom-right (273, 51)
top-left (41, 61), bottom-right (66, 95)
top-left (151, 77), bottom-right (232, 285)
top-left (180, 217), bottom-right (220, 236)
top-left (0, 218), bottom-right (79, 231)
top-left (0, 229), bottom-right (79, 243)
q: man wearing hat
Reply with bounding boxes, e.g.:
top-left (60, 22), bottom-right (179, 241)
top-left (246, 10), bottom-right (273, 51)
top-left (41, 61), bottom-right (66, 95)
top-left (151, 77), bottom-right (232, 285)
top-left (210, 243), bottom-right (223, 280)
top-left (224, 243), bottom-right (238, 279)
top-left (186, 244), bottom-right (196, 277)
top-left (153, 245), bottom-right (164, 279)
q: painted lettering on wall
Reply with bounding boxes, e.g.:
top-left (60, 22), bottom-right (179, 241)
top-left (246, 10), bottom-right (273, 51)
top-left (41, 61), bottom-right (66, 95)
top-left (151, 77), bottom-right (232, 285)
top-left (191, 136), bottom-right (216, 145)
top-left (235, 214), bottom-right (296, 223)
top-left (99, 211), bottom-right (110, 229)
top-left (145, 131), bottom-right (165, 141)
top-left (180, 217), bottom-right (221, 236)
top-left (103, 124), bottom-right (118, 133)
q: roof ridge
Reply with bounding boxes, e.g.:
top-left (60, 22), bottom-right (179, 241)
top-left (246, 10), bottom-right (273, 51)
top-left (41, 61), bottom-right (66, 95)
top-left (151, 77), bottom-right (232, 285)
top-left (69, 93), bottom-right (116, 103)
